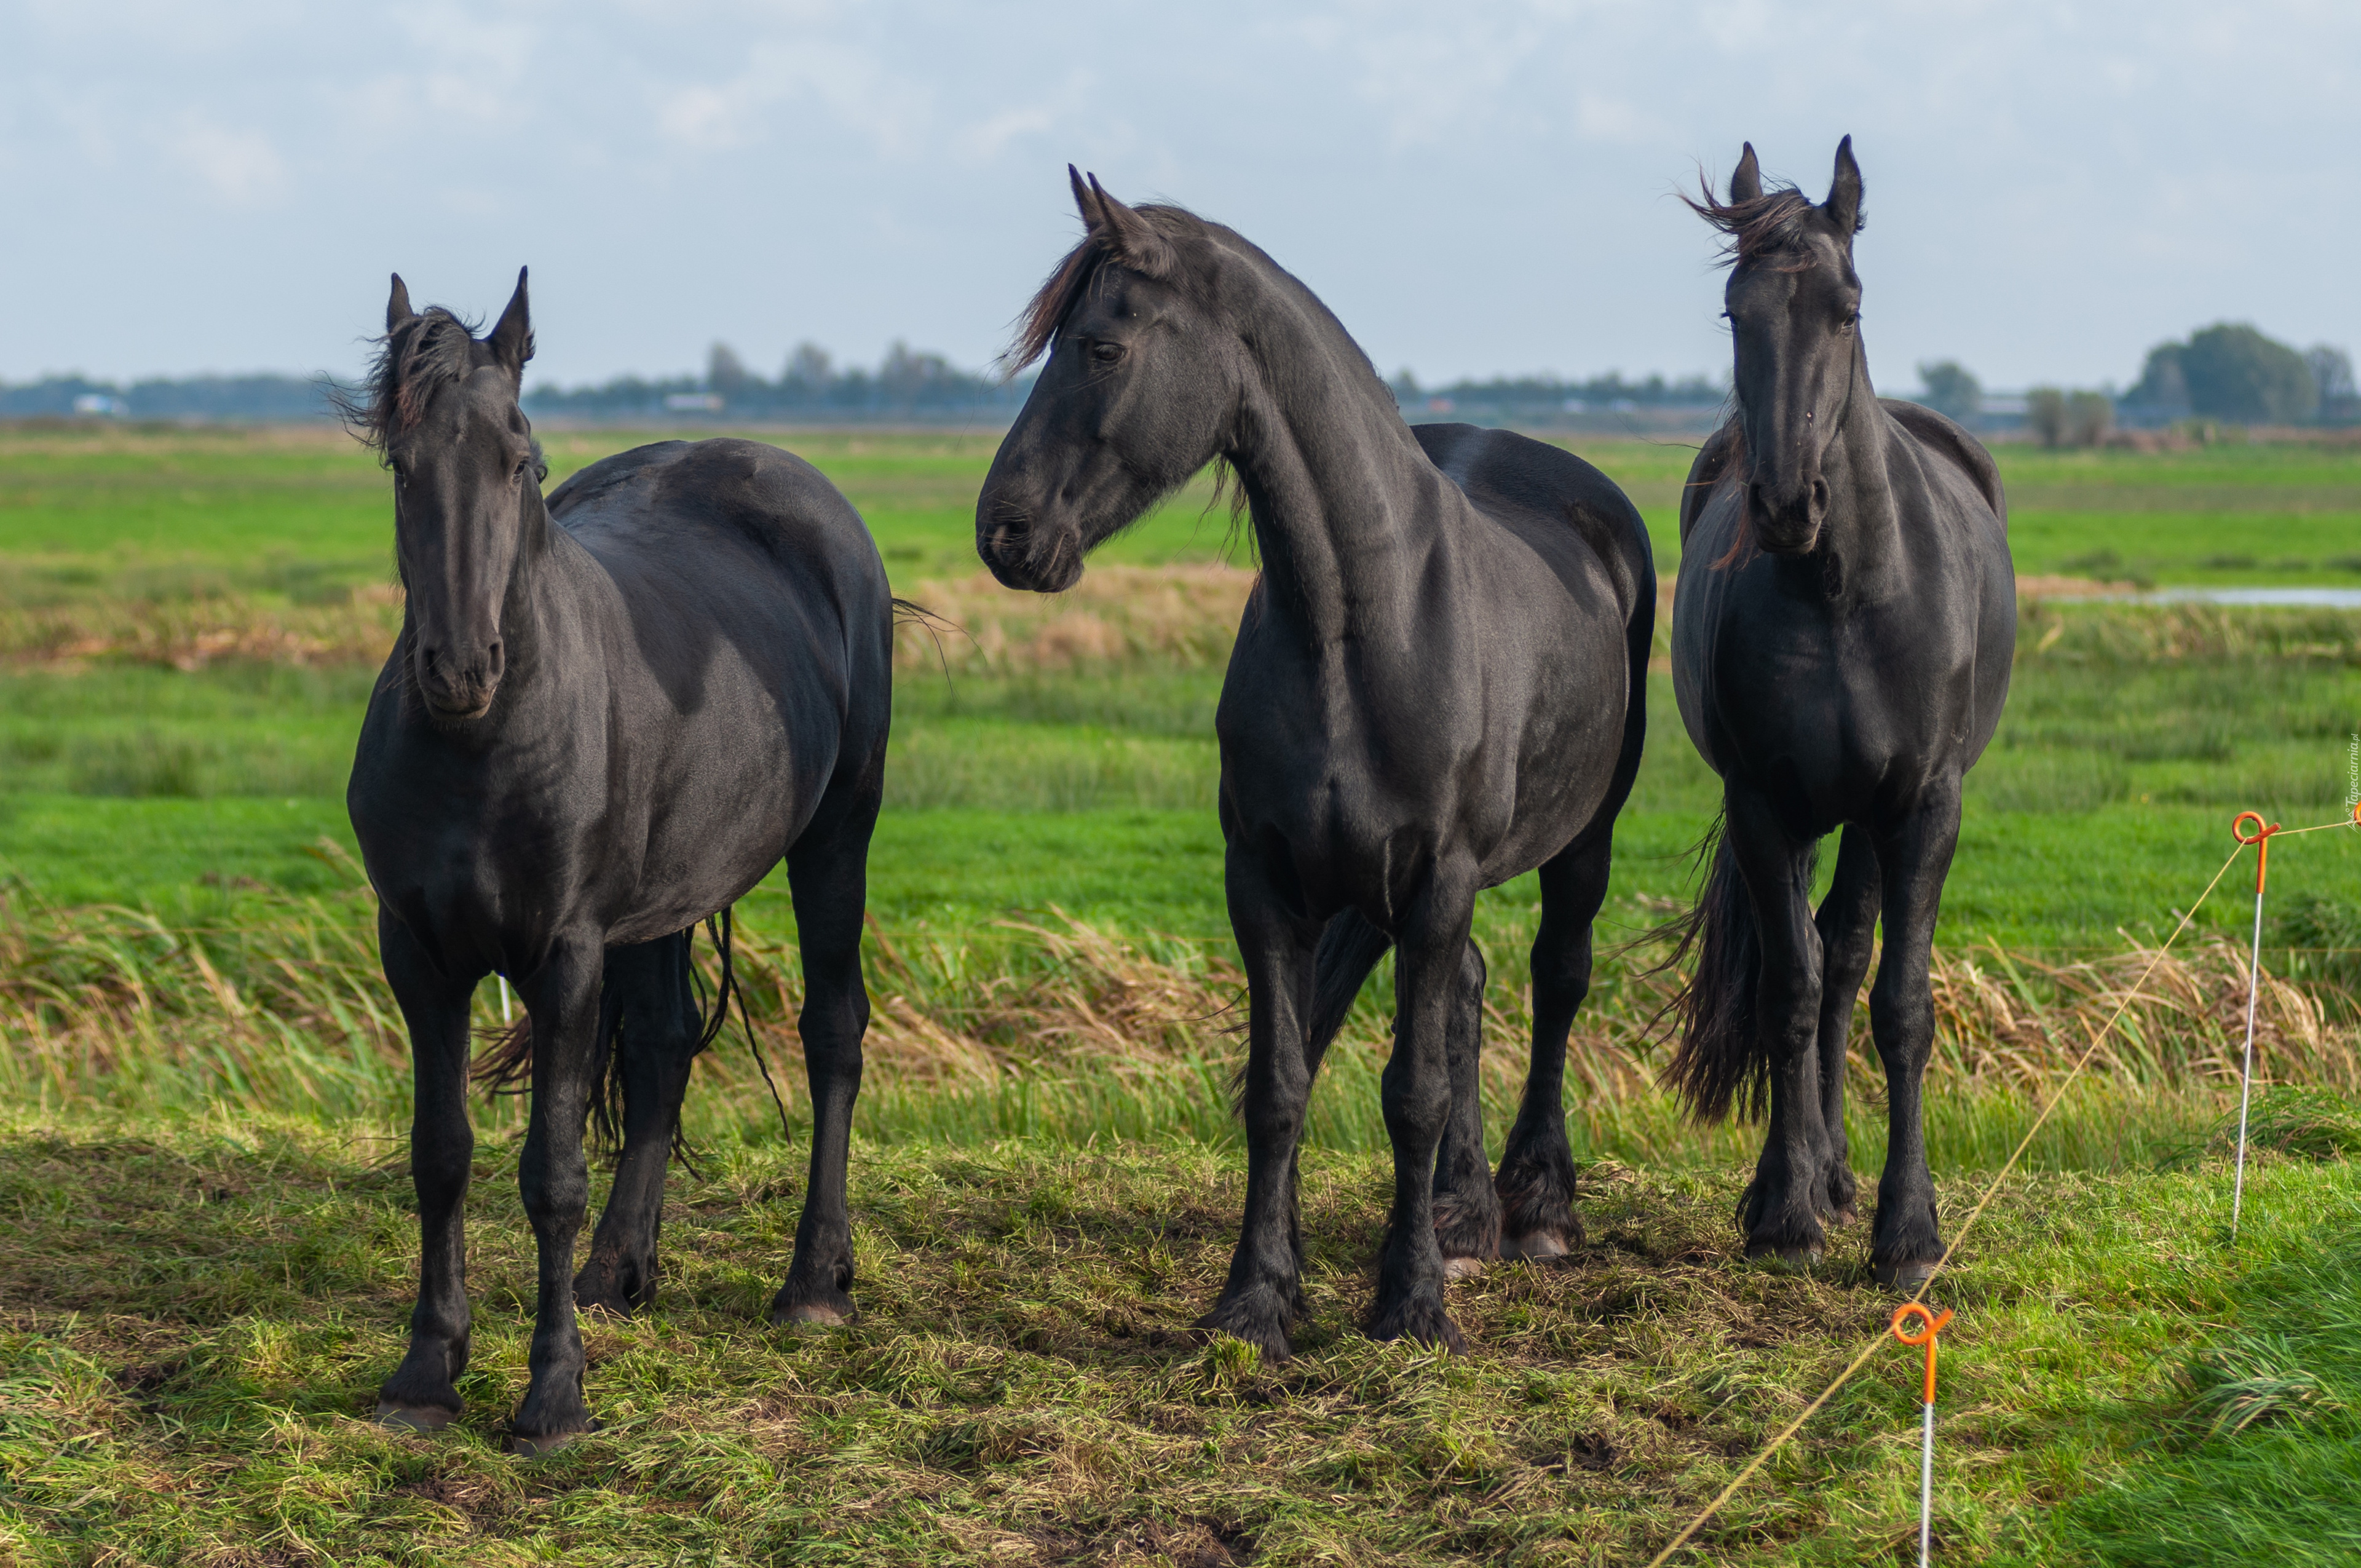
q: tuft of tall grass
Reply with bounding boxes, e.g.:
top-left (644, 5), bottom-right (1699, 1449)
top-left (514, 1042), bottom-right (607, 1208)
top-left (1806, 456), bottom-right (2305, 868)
top-left (6, 852), bottom-right (2354, 1174)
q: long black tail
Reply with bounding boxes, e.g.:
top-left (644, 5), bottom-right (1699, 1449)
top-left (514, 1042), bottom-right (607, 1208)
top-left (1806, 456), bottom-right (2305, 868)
top-left (470, 911), bottom-right (749, 1158)
top-left (1304, 911), bottom-right (1394, 1075)
top-left (1657, 825), bottom-right (1769, 1123)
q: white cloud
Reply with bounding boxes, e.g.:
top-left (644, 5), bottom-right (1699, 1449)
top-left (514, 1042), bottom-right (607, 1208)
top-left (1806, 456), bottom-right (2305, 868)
top-left (167, 118), bottom-right (290, 208)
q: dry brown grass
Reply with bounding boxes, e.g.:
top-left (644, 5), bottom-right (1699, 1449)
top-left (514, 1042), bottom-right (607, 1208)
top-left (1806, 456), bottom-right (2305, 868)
top-left (7, 562), bottom-right (2351, 679)
top-left (893, 566), bottom-right (1254, 673)
top-left (9, 863), bottom-right (2352, 1129)
top-left (0, 585), bottom-right (405, 670)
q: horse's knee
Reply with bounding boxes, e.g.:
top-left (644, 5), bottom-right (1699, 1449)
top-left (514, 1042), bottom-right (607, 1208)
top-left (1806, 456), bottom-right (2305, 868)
top-left (518, 1145), bottom-right (589, 1230)
top-left (1868, 984), bottom-right (1934, 1071)
top-left (1380, 1063), bottom-right (1450, 1144)
top-left (409, 1125), bottom-right (474, 1203)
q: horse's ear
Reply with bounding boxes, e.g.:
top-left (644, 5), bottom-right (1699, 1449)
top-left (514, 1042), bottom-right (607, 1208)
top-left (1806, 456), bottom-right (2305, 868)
top-left (1068, 163), bottom-right (1101, 228)
top-left (1730, 143), bottom-right (1762, 205)
top-left (489, 266), bottom-right (534, 377)
top-left (387, 274), bottom-right (415, 333)
top-left (1825, 135), bottom-right (1864, 236)
top-left (1080, 172), bottom-right (1176, 280)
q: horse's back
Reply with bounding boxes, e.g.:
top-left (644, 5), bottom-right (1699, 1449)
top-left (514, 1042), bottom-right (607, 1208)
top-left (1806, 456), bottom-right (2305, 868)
top-left (1881, 400), bottom-right (2006, 526)
top-left (1410, 422), bottom-right (1652, 620)
top-left (551, 438), bottom-right (880, 584)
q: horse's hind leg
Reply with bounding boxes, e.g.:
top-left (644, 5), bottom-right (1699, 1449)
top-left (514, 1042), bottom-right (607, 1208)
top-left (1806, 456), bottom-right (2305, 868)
top-left (1497, 834), bottom-right (1612, 1261)
top-left (376, 909), bottom-right (483, 1431)
top-left (575, 934), bottom-right (701, 1317)
top-left (1813, 825), bottom-right (1881, 1225)
top-left (768, 774), bottom-right (883, 1328)
top-left (1867, 791), bottom-right (1963, 1288)
top-left (1431, 938), bottom-right (1501, 1277)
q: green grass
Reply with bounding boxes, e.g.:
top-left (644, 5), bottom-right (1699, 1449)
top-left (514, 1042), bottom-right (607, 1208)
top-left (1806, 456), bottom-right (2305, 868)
top-left (6, 639), bottom-right (2354, 954)
top-left (4, 426), bottom-right (2361, 1564)
top-left (1, 1105), bottom-right (2355, 1566)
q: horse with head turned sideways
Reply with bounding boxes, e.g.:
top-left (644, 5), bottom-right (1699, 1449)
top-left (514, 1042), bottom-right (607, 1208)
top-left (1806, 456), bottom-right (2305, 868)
top-left (977, 171), bottom-right (1653, 1359)
top-left (1665, 139), bottom-right (2015, 1287)
top-left (346, 270), bottom-right (892, 1451)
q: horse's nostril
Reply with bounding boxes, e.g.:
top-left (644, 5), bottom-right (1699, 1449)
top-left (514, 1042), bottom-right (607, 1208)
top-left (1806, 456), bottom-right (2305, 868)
top-left (1809, 479), bottom-right (1830, 515)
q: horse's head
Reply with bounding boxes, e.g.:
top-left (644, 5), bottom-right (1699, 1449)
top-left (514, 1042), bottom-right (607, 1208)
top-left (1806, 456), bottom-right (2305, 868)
top-left (354, 269), bottom-right (546, 720)
top-left (1693, 138), bottom-right (1867, 556)
top-left (976, 169), bottom-right (1241, 592)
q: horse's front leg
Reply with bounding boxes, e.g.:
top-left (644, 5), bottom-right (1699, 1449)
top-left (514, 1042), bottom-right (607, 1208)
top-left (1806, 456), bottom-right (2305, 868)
top-left (511, 938), bottom-right (604, 1452)
top-left (1726, 790), bottom-right (1836, 1268)
top-left (1867, 790), bottom-right (1963, 1288)
top-left (1368, 869), bottom-right (1479, 1351)
top-left (1197, 839), bottom-right (1322, 1361)
top-left (376, 909), bottom-right (483, 1430)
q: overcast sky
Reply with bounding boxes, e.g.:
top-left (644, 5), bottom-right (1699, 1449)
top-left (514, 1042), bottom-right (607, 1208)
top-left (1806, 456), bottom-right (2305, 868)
top-left (4, 0), bottom-right (2354, 392)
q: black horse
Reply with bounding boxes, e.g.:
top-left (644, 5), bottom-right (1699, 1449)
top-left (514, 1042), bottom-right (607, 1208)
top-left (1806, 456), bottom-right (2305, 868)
top-left (1664, 140), bottom-right (2015, 1286)
top-left (976, 172), bottom-right (1653, 1358)
top-left (346, 271), bottom-right (892, 1449)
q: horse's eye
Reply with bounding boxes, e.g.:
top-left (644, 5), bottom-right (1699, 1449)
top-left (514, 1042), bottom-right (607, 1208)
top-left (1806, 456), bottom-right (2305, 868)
top-left (1090, 341), bottom-right (1127, 365)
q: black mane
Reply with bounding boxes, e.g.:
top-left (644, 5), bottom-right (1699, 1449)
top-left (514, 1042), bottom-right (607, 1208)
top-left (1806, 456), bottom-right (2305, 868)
top-left (1006, 203), bottom-right (1209, 370)
top-left (338, 307), bottom-right (484, 455)
top-left (1683, 181), bottom-right (1860, 268)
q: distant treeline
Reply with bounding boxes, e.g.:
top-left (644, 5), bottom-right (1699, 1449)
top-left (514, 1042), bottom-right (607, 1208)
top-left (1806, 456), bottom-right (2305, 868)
top-left (1389, 370), bottom-right (1725, 423)
top-left (0, 374), bottom-right (334, 422)
top-left (522, 342), bottom-right (1032, 422)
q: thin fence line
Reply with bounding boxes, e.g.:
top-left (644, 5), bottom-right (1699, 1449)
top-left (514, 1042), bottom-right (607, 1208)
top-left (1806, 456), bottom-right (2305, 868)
top-left (1639, 826), bottom-right (2281, 1568)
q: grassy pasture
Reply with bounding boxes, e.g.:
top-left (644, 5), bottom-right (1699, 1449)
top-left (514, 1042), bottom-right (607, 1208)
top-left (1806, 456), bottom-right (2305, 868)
top-left (3, 423), bottom-right (2361, 1564)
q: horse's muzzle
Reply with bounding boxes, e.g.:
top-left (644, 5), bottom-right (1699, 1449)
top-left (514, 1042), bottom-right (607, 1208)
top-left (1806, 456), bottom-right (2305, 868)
top-left (976, 507), bottom-right (1082, 593)
top-left (1747, 478), bottom-right (1829, 555)
top-left (417, 641), bottom-right (503, 719)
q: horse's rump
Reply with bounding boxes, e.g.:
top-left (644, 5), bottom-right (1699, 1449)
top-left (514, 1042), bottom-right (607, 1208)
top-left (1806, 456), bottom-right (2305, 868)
top-left (1410, 422), bottom-right (1653, 627)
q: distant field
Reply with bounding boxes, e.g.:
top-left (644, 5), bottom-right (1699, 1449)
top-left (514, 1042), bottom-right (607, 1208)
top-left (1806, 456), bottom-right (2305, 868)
top-left (2, 424), bottom-right (2357, 958)
top-left (5, 423), bottom-right (2360, 593)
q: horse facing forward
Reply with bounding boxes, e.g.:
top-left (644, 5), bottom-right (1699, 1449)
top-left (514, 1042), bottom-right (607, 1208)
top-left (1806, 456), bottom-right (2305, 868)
top-left (347, 272), bottom-right (892, 1450)
top-left (976, 172), bottom-right (1653, 1358)
top-left (1666, 140), bottom-right (2015, 1286)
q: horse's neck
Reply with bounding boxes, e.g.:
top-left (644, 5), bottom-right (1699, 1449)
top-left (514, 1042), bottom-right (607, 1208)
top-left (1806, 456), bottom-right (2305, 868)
top-left (1228, 331), bottom-right (1436, 649)
top-left (1815, 351), bottom-right (1905, 593)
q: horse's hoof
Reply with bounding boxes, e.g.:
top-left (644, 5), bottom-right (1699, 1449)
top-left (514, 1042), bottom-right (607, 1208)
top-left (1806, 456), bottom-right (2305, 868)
top-left (375, 1401), bottom-right (457, 1433)
top-left (1828, 1205), bottom-right (1861, 1228)
top-left (1874, 1256), bottom-right (1943, 1291)
top-left (1366, 1292), bottom-right (1467, 1353)
top-left (1744, 1244), bottom-right (1824, 1273)
top-left (1442, 1255), bottom-right (1486, 1281)
top-left (509, 1422), bottom-right (596, 1458)
top-left (775, 1302), bottom-right (848, 1328)
top-left (1502, 1230), bottom-right (1570, 1262)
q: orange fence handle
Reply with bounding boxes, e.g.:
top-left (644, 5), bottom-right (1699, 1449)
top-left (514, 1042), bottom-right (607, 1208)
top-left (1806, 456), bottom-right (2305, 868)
top-left (1890, 1303), bottom-right (1954, 1406)
top-left (2232, 812), bottom-right (2282, 897)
